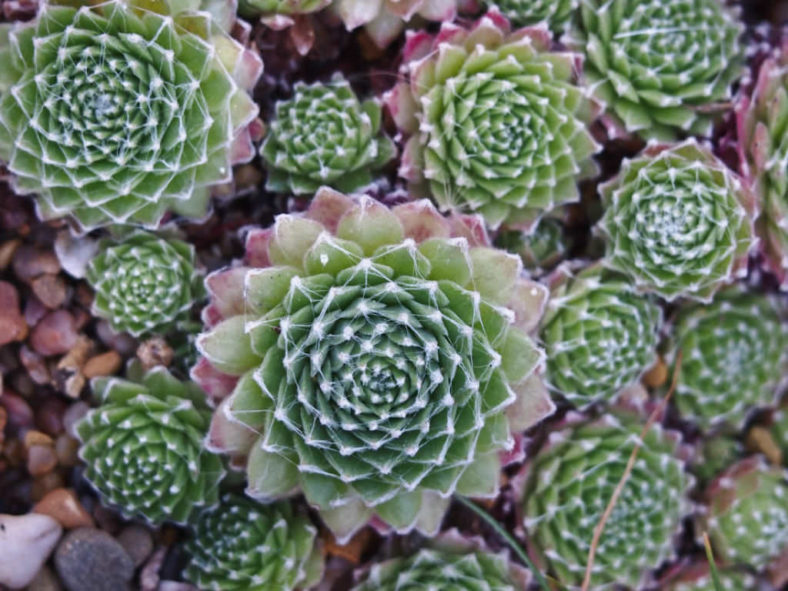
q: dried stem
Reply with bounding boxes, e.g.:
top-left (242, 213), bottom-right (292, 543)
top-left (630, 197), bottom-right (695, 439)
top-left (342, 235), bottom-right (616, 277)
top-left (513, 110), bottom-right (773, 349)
top-left (580, 351), bottom-right (684, 591)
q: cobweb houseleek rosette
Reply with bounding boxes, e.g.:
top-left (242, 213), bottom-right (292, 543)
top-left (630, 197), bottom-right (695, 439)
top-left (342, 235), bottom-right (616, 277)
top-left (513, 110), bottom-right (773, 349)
top-left (385, 10), bottom-right (600, 230)
top-left (76, 362), bottom-right (224, 524)
top-left (597, 140), bottom-right (756, 302)
top-left (351, 529), bottom-right (531, 590)
top-left (260, 75), bottom-right (396, 195)
top-left (700, 457), bottom-right (788, 570)
top-left (569, 0), bottom-right (743, 140)
top-left (736, 35), bottom-right (788, 289)
top-left (184, 494), bottom-right (324, 591)
top-left (485, 0), bottom-right (579, 33)
top-left (86, 231), bottom-right (204, 338)
top-left (0, 0), bottom-right (262, 230)
top-left (667, 288), bottom-right (788, 431)
top-left (516, 413), bottom-right (691, 589)
top-left (495, 217), bottom-right (570, 276)
top-left (195, 188), bottom-right (555, 542)
top-left (540, 264), bottom-right (662, 409)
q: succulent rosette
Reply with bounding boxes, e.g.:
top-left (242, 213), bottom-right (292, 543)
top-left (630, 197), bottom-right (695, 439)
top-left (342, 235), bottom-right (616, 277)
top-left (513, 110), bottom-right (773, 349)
top-left (665, 563), bottom-right (759, 591)
top-left (496, 218), bottom-right (570, 276)
top-left (86, 231), bottom-right (204, 338)
top-left (598, 140), bottom-right (755, 302)
top-left (700, 457), bottom-right (788, 570)
top-left (351, 529), bottom-right (531, 590)
top-left (667, 288), bottom-right (787, 431)
top-left (260, 75), bottom-right (396, 195)
top-left (0, 0), bottom-right (262, 230)
top-left (333, 0), bottom-right (477, 49)
top-left (570, 0), bottom-right (743, 140)
top-left (518, 413), bottom-right (691, 589)
top-left (195, 188), bottom-right (555, 542)
top-left (540, 265), bottom-right (662, 408)
top-left (486, 0), bottom-right (579, 33)
top-left (385, 10), bottom-right (600, 230)
top-left (737, 36), bottom-right (788, 289)
top-left (184, 494), bottom-right (324, 591)
top-left (76, 362), bottom-right (224, 524)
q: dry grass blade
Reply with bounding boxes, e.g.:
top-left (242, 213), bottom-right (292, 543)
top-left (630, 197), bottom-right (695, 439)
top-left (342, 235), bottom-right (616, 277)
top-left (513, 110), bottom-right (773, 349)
top-left (702, 532), bottom-right (724, 591)
top-left (580, 352), bottom-right (684, 591)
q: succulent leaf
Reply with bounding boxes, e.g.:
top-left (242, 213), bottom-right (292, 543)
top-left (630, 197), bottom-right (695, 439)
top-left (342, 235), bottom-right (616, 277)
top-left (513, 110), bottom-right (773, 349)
top-left (76, 364), bottom-right (225, 524)
top-left (701, 457), bottom-right (788, 570)
top-left (333, 0), bottom-right (463, 48)
top-left (352, 542), bottom-right (530, 590)
top-left (184, 494), bottom-right (324, 591)
top-left (196, 189), bottom-right (554, 541)
top-left (540, 265), bottom-right (662, 408)
top-left (386, 11), bottom-right (600, 230)
top-left (486, 0), bottom-right (579, 33)
top-left (260, 75), bottom-right (396, 196)
top-left (598, 141), bottom-right (755, 302)
top-left (570, 0), bottom-right (743, 140)
top-left (668, 289), bottom-right (787, 431)
top-left (0, 0), bottom-right (261, 230)
top-left (86, 231), bottom-right (204, 338)
top-left (519, 414), bottom-right (691, 588)
top-left (737, 36), bottom-right (788, 289)
top-left (240, 0), bottom-right (330, 18)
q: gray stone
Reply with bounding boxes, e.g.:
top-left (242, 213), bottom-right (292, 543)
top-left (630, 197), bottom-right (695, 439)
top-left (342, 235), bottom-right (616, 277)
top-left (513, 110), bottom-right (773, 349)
top-left (54, 527), bottom-right (134, 591)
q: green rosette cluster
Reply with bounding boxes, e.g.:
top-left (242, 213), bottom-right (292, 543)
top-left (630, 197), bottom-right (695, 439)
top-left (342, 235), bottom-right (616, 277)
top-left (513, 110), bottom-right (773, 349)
top-left (352, 544), bottom-right (530, 590)
top-left (496, 218), bottom-right (570, 276)
top-left (0, 0), bottom-right (260, 230)
top-left (541, 266), bottom-right (662, 408)
top-left (520, 414), bottom-right (690, 589)
top-left (701, 457), bottom-right (788, 570)
top-left (261, 75), bottom-right (396, 195)
top-left (86, 232), bottom-right (203, 338)
top-left (197, 189), bottom-right (555, 542)
top-left (488, 0), bottom-right (579, 32)
top-left (571, 0), bottom-right (743, 140)
top-left (669, 289), bottom-right (787, 430)
top-left (386, 11), bottom-right (600, 229)
top-left (184, 494), bottom-right (324, 591)
top-left (738, 40), bottom-right (788, 288)
top-left (76, 363), bottom-right (224, 524)
top-left (598, 141), bottom-right (754, 302)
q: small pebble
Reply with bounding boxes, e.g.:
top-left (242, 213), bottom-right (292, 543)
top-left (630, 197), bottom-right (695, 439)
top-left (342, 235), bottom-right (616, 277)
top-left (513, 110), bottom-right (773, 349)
top-left (116, 524), bottom-right (154, 567)
top-left (54, 434), bottom-right (80, 467)
top-left (31, 311), bottom-right (78, 356)
top-left (82, 351), bottom-right (122, 379)
top-left (0, 391), bottom-right (34, 430)
top-left (55, 528), bottom-right (134, 591)
top-left (31, 274), bottom-right (67, 309)
top-left (12, 246), bottom-right (60, 283)
top-left (31, 472), bottom-right (65, 503)
top-left (34, 488), bottom-right (95, 529)
top-left (26, 565), bottom-right (63, 591)
top-left (0, 513), bottom-right (62, 589)
top-left (0, 281), bottom-right (26, 346)
top-left (19, 345), bottom-right (51, 385)
top-left (158, 583), bottom-right (198, 591)
top-left (27, 444), bottom-right (58, 476)
top-left (0, 238), bottom-right (21, 270)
